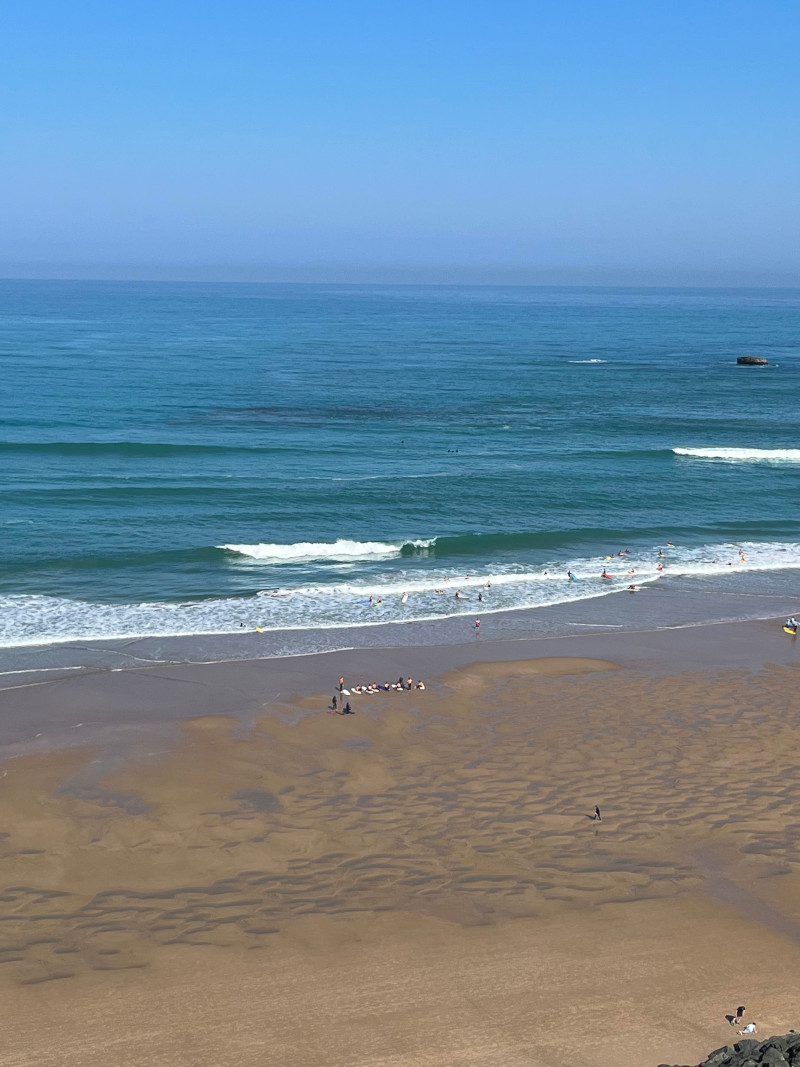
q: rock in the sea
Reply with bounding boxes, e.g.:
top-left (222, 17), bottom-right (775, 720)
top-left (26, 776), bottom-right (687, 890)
top-left (657, 1032), bottom-right (800, 1067)
top-left (737, 355), bottom-right (769, 365)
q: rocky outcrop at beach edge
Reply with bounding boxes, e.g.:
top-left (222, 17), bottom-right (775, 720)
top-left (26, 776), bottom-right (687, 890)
top-left (737, 355), bottom-right (769, 365)
top-left (659, 1032), bottom-right (800, 1067)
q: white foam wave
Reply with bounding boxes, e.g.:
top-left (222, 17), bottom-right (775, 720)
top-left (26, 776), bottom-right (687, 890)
top-left (4, 539), bottom-right (800, 648)
top-left (673, 447), bottom-right (800, 463)
top-left (220, 538), bottom-right (435, 563)
top-left (568, 358), bottom-right (607, 364)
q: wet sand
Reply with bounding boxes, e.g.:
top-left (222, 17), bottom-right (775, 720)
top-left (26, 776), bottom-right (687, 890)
top-left (1, 623), bottom-right (800, 1065)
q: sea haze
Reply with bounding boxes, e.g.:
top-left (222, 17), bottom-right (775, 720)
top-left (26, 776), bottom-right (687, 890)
top-left (2, 281), bottom-right (800, 649)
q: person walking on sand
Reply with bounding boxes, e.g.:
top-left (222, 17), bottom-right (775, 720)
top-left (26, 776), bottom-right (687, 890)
top-left (339, 676), bottom-right (344, 693)
top-left (594, 805), bottom-right (601, 822)
top-left (331, 694), bottom-right (338, 712)
top-left (475, 618), bottom-right (480, 633)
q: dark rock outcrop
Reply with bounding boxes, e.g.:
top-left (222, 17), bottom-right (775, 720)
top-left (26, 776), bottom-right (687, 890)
top-left (659, 1032), bottom-right (800, 1067)
top-left (737, 355), bottom-right (769, 365)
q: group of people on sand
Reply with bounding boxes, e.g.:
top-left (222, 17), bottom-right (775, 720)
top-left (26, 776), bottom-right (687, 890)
top-left (329, 675), bottom-right (426, 714)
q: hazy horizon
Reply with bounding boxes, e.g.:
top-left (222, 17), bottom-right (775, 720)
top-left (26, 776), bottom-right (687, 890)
top-left (3, 263), bottom-right (800, 288)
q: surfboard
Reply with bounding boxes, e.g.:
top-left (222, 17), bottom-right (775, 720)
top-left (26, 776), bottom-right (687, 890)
top-left (784, 627), bottom-right (797, 635)
top-left (401, 593), bottom-right (408, 604)
top-left (342, 688), bottom-right (351, 696)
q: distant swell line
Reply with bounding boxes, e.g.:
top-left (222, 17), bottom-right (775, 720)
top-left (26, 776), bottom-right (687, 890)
top-left (0, 441), bottom-right (290, 457)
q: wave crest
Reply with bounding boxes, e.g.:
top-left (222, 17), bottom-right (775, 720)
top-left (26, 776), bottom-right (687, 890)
top-left (674, 447), bottom-right (800, 463)
top-left (219, 538), bottom-right (435, 563)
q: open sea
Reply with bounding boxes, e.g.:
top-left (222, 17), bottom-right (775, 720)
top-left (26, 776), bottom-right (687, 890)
top-left (2, 280), bottom-right (800, 663)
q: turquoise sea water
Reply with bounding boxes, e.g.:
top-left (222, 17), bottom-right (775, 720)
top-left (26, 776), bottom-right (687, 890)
top-left (2, 281), bottom-right (800, 651)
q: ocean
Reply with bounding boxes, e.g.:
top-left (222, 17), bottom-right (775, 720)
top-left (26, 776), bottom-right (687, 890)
top-left (2, 280), bottom-right (800, 664)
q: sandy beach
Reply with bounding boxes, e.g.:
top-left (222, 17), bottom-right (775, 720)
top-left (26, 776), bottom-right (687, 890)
top-left (1, 618), bottom-right (799, 1065)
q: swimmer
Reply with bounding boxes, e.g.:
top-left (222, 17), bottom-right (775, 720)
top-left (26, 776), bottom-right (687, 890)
top-left (627, 568), bottom-right (635, 575)
top-left (658, 550), bottom-right (665, 558)
top-left (656, 563), bottom-right (663, 571)
top-left (666, 540), bottom-right (674, 547)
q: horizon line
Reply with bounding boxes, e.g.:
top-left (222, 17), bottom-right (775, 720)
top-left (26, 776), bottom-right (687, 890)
top-left (2, 263), bottom-right (800, 290)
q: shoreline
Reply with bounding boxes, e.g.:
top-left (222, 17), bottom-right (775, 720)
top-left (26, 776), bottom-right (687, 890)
top-left (1, 607), bottom-right (798, 753)
top-left (4, 567), bottom-right (800, 675)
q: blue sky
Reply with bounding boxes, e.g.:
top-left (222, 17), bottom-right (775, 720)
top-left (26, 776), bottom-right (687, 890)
top-left (2, 1), bottom-right (799, 281)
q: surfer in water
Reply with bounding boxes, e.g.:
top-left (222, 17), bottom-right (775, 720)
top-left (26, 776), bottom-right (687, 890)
top-left (567, 570), bottom-right (576, 581)
top-left (601, 569), bottom-right (612, 580)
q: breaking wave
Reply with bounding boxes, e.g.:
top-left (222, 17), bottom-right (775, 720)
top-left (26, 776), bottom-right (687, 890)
top-left (673, 447), bottom-right (800, 463)
top-left (219, 539), bottom-right (436, 563)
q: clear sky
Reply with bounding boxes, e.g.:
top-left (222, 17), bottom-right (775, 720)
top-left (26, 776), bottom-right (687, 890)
top-left (2, 1), bottom-right (799, 283)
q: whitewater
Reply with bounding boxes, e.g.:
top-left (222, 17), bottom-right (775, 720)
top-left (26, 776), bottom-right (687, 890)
top-left (3, 538), bottom-right (800, 648)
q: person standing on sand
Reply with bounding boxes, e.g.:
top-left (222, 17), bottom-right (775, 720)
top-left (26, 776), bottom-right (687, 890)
top-left (594, 805), bottom-right (601, 822)
top-left (339, 676), bottom-right (344, 693)
top-left (475, 618), bottom-right (480, 633)
top-left (332, 694), bottom-right (338, 712)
